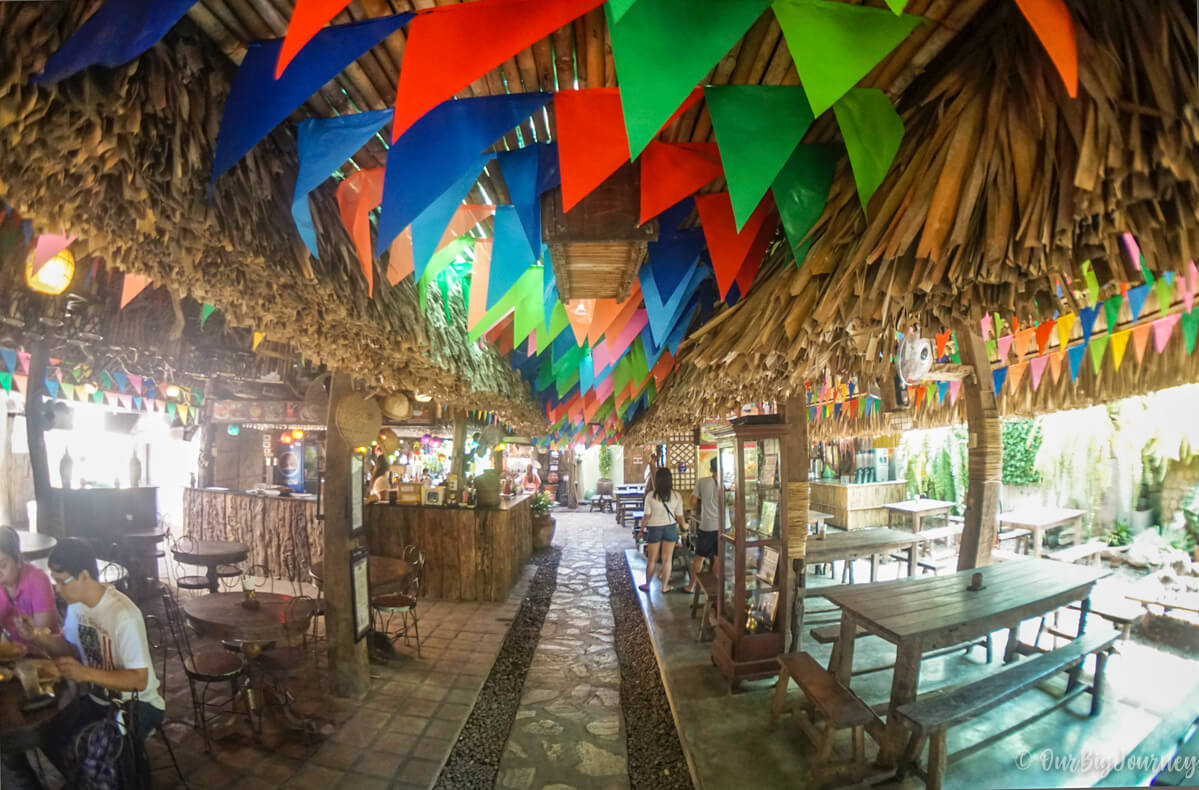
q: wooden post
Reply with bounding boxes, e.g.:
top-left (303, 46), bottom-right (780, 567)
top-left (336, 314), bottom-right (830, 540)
top-left (450, 408), bottom-right (467, 482)
top-left (25, 338), bottom-right (55, 533)
top-left (323, 373), bottom-right (370, 698)
top-left (783, 397), bottom-right (810, 654)
top-left (955, 322), bottom-right (1000, 570)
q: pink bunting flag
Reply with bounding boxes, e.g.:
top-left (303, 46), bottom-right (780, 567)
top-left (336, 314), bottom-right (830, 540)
top-left (31, 233), bottom-right (77, 275)
top-left (948, 379), bottom-right (961, 407)
top-left (996, 334), bottom-right (1013, 363)
top-left (1152, 314), bottom-right (1180, 353)
top-left (1184, 261), bottom-right (1197, 312)
top-left (127, 375), bottom-right (143, 395)
top-left (980, 314), bottom-right (992, 340)
top-left (17, 351), bottom-right (30, 375)
top-left (1029, 355), bottom-right (1048, 391)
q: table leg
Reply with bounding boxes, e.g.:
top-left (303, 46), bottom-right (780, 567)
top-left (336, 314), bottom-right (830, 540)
top-left (790, 558), bottom-right (806, 654)
top-left (1031, 526), bottom-right (1042, 557)
top-left (878, 639), bottom-right (922, 767)
top-left (1077, 596), bottom-right (1090, 636)
top-left (907, 545), bottom-right (917, 578)
top-left (206, 564), bottom-right (219, 594)
top-left (1074, 517), bottom-right (1082, 548)
top-left (832, 612), bottom-right (858, 684)
top-left (870, 553), bottom-right (879, 582)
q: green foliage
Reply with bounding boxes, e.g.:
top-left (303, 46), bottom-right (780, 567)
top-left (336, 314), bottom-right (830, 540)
top-left (902, 427), bottom-right (968, 515)
top-left (1105, 520), bottom-right (1132, 547)
top-left (1001, 419), bottom-right (1042, 487)
top-left (1181, 483), bottom-right (1199, 551)
top-left (598, 445), bottom-right (613, 479)
top-left (530, 491), bottom-right (554, 517)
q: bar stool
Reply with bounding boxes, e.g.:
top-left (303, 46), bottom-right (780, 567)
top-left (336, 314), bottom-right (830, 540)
top-left (372, 549), bottom-right (424, 658)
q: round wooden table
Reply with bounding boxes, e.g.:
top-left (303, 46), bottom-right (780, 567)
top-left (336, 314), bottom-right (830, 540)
top-left (309, 556), bottom-right (412, 597)
top-left (0, 675), bottom-right (76, 751)
top-left (16, 531), bottom-right (56, 561)
top-left (171, 540), bottom-right (250, 593)
top-left (182, 591), bottom-right (291, 643)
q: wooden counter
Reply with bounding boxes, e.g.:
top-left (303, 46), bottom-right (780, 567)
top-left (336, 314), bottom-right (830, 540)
top-left (808, 480), bottom-right (907, 530)
top-left (365, 494), bottom-right (532, 602)
top-left (182, 488), bottom-right (321, 583)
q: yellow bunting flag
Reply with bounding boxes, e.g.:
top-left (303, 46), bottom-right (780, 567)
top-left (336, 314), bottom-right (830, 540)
top-left (1109, 329), bottom-right (1130, 371)
top-left (177, 403), bottom-right (190, 424)
top-left (1056, 313), bottom-right (1076, 350)
top-left (252, 331), bottom-right (266, 351)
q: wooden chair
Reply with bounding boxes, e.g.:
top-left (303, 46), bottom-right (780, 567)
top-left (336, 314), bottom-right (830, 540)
top-left (769, 652), bottom-right (873, 778)
top-left (689, 571), bottom-right (718, 642)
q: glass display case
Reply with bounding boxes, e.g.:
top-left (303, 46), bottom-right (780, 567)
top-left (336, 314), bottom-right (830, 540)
top-left (712, 415), bottom-right (789, 687)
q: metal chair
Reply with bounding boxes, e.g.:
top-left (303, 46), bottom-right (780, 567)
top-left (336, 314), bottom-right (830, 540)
top-left (159, 588), bottom-right (249, 752)
top-left (372, 550), bottom-right (424, 657)
top-left (169, 536), bottom-right (211, 595)
top-left (141, 615), bottom-right (188, 788)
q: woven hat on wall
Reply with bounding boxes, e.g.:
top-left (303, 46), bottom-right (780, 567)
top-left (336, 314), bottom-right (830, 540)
top-left (381, 391), bottom-right (411, 421)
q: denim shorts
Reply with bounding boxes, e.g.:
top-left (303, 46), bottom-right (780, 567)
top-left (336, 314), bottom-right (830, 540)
top-left (645, 524), bottom-right (678, 544)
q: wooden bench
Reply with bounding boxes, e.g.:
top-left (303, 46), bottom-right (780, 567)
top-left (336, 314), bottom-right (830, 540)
top-left (811, 623), bottom-right (993, 674)
top-left (689, 571), bottom-right (718, 642)
top-left (997, 528), bottom-right (1031, 553)
top-left (1048, 539), bottom-right (1109, 566)
top-left (770, 652), bottom-right (873, 773)
top-left (895, 627), bottom-right (1120, 790)
top-left (890, 553), bottom-right (939, 574)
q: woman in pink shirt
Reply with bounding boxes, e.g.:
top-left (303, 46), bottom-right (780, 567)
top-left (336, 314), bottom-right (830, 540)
top-left (0, 526), bottom-right (59, 644)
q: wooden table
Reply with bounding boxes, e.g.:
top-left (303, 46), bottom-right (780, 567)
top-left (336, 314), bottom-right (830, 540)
top-left (310, 556), bottom-right (412, 597)
top-left (15, 531), bottom-right (56, 561)
top-left (171, 539), bottom-right (250, 593)
top-left (808, 510), bottom-right (834, 538)
top-left (0, 675), bottom-right (75, 751)
top-left (790, 528), bottom-right (927, 652)
top-left (824, 558), bottom-right (1107, 765)
top-left (183, 591), bottom-right (291, 643)
top-left (884, 499), bottom-right (955, 533)
top-left (998, 508), bottom-right (1085, 557)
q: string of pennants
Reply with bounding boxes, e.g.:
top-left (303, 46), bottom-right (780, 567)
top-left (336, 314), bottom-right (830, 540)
top-left (0, 348), bottom-right (204, 427)
top-left (33, 0), bottom-right (1082, 445)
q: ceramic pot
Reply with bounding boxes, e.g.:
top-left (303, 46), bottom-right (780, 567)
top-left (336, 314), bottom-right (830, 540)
top-left (532, 514), bottom-right (556, 550)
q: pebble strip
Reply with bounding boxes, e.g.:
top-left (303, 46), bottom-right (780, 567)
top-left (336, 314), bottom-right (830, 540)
top-left (434, 546), bottom-right (563, 789)
top-left (607, 551), bottom-right (695, 790)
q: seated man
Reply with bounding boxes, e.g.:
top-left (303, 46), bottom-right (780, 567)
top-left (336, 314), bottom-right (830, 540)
top-left (24, 539), bottom-right (165, 783)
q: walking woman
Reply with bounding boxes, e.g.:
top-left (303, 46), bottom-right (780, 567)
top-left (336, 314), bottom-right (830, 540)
top-left (639, 467), bottom-right (686, 594)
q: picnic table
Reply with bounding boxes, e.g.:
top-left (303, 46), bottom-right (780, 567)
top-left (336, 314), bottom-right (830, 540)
top-left (884, 499), bottom-right (955, 534)
top-left (823, 558), bottom-right (1107, 766)
top-left (998, 507), bottom-right (1085, 557)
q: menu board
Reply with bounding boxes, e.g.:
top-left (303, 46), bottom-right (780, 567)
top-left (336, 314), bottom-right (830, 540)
top-left (760, 454), bottom-right (778, 487)
top-left (756, 546), bottom-right (779, 585)
top-left (758, 500), bottom-right (778, 538)
top-left (351, 547), bottom-right (371, 641)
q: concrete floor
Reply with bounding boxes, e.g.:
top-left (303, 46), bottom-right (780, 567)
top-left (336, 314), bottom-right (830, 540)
top-left (627, 549), bottom-right (1199, 790)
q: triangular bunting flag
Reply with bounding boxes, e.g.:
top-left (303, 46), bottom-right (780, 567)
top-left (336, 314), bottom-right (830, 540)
top-left (252, 332), bottom-right (266, 351)
top-left (980, 314), bottom-right (992, 340)
top-left (292, 110), bottom-right (391, 257)
top-left (1082, 261), bottom-right (1099, 305)
top-left (1034, 318), bottom-right (1056, 355)
top-left (466, 239), bottom-right (494, 331)
top-left (1012, 328), bottom-right (1036, 359)
top-left (336, 168), bottom-right (385, 296)
top-left (1077, 305), bottom-right (1100, 344)
top-left (775, 0), bottom-right (923, 117)
top-left (60, 381), bottom-right (75, 400)
top-left (694, 192), bottom-right (776, 299)
top-left (166, 402), bottom-right (178, 420)
top-left (1013, 0), bottom-right (1078, 97)
top-left (391, 0), bottom-right (602, 141)
top-left (411, 165), bottom-right (496, 279)
top-left (486, 207), bottom-right (537, 311)
top-left (200, 304), bottom-right (216, 328)
top-left (120, 273), bottom-right (151, 309)
top-left (1066, 344), bottom-right (1085, 382)
top-left (1152, 314), bottom-right (1179, 353)
top-left (497, 143), bottom-right (558, 259)
top-left (1182, 309), bottom-right (1199, 355)
top-left (0, 349), bottom-right (15, 374)
top-left (639, 142), bottom-right (724, 226)
top-left (378, 93), bottom-right (551, 251)
top-left (1089, 334), bottom-right (1109, 376)
top-left (772, 144), bottom-right (836, 267)
top-left (936, 381), bottom-right (949, 405)
top-left (1029, 355), bottom-right (1048, 391)
top-left (1048, 350), bottom-right (1064, 384)
top-left (609, 0), bottom-right (771, 158)
top-left (992, 367), bottom-right (1008, 395)
top-left (1156, 272), bottom-right (1176, 316)
top-left (1103, 294), bottom-right (1123, 334)
top-left (44, 378), bottom-right (59, 400)
top-left (112, 371), bottom-right (128, 393)
top-left (1126, 284), bottom-right (1150, 322)
top-left (1130, 323), bottom-right (1151, 365)
top-left (996, 334), bottom-right (1013, 363)
top-left (133, 396), bottom-right (143, 411)
top-left (128, 375), bottom-right (143, 395)
top-left (565, 300), bottom-right (596, 346)
top-left (1109, 330), bottom-right (1130, 371)
top-left (832, 88), bottom-right (905, 214)
top-left (705, 85), bottom-right (815, 230)
top-left (212, 15), bottom-right (413, 187)
top-left (12, 375), bottom-right (26, 394)
top-left (1056, 312), bottom-right (1076, 349)
top-left (30, 234), bottom-right (77, 277)
top-left (1007, 361), bottom-right (1027, 393)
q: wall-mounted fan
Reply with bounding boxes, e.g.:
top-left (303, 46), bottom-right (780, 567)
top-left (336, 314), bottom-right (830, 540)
top-left (896, 331), bottom-right (934, 386)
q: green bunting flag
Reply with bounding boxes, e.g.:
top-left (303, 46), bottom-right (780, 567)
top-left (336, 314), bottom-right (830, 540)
top-left (1081, 261), bottom-right (1099, 305)
top-left (1182, 309), bottom-right (1199, 355)
top-left (1089, 334), bottom-right (1109, 376)
top-left (0, 372), bottom-right (9, 393)
top-left (773, 0), bottom-right (923, 117)
top-left (884, 0), bottom-right (907, 12)
top-left (705, 85), bottom-right (815, 231)
top-left (607, 0), bottom-right (639, 23)
top-left (772, 144), bottom-right (836, 268)
top-left (1155, 273), bottom-right (1175, 316)
top-left (833, 88), bottom-right (904, 214)
top-left (419, 236), bottom-right (473, 313)
top-left (512, 268), bottom-right (546, 348)
top-left (1103, 294), bottom-right (1123, 335)
top-left (200, 304), bottom-right (216, 328)
top-left (608, 0), bottom-right (771, 159)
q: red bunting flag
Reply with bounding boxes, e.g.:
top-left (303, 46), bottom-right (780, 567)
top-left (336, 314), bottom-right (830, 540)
top-left (694, 192), bottom-right (777, 300)
top-left (1034, 318), bottom-right (1056, 355)
top-left (120, 272), bottom-right (152, 309)
top-left (336, 168), bottom-right (385, 296)
top-left (1013, 0), bottom-right (1078, 97)
top-left (639, 141), bottom-right (724, 225)
top-left (391, 0), bottom-right (605, 142)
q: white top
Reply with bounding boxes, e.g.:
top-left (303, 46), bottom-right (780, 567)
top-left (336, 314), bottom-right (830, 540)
top-left (692, 477), bottom-right (720, 532)
top-left (64, 586), bottom-right (164, 710)
top-left (371, 476), bottom-right (390, 498)
top-left (644, 490), bottom-right (684, 528)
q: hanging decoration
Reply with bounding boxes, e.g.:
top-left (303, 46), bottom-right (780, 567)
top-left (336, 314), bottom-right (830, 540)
top-left (639, 142), bottom-right (724, 226)
top-left (120, 272), bottom-right (151, 309)
top-left (336, 168), bottom-right (385, 296)
top-left (1012, 0), bottom-right (1078, 96)
top-left (694, 192), bottom-right (776, 300)
top-left (832, 88), bottom-right (905, 214)
top-left (773, 144), bottom-right (836, 267)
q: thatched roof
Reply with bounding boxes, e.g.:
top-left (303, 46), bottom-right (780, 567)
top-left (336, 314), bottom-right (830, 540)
top-left (0, 3), bottom-right (543, 430)
top-left (631, 0), bottom-right (1199, 440)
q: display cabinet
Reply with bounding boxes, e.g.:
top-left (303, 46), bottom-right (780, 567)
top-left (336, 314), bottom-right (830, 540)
top-left (712, 415), bottom-right (789, 687)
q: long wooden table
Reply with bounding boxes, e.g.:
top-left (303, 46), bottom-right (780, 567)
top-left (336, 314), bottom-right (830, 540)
top-left (884, 499), bottom-right (955, 533)
top-left (823, 558), bottom-right (1107, 765)
top-left (998, 507), bottom-right (1085, 557)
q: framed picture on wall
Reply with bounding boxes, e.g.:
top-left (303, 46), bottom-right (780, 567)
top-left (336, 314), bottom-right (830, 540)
top-left (350, 547), bottom-right (371, 642)
top-left (349, 454), bottom-right (365, 537)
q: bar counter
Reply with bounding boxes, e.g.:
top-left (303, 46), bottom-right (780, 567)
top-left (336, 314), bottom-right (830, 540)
top-left (183, 488), bottom-right (321, 582)
top-left (808, 479), bottom-right (907, 530)
top-left (365, 493), bottom-right (532, 601)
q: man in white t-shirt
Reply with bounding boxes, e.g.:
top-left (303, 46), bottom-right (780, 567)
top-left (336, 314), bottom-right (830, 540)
top-left (684, 457), bottom-right (721, 593)
top-left (26, 538), bottom-right (164, 781)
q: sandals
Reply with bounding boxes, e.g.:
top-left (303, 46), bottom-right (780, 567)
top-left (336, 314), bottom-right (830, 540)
top-left (638, 584), bottom-right (650, 592)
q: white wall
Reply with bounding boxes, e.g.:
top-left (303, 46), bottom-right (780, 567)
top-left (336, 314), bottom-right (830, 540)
top-left (577, 445), bottom-right (624, 499)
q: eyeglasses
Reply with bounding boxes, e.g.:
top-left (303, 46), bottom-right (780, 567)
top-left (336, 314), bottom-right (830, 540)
top-left (53, 573), bottom-right (76, 587)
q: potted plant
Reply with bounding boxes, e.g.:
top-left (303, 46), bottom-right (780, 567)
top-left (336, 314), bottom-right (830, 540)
top-left (530, 491), bottom-right (556, 550)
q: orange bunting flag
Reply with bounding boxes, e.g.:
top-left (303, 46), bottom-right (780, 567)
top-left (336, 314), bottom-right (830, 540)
top-left (1056, 312), bottom-right (1076, 350)
top-left (694, 191), bottom-right (777, 300)
top-left (1007, 361), bottom-right (1028, 393)
top-left (564, 300), bottom-right (596, 346)
top-left (391, 0), bottom-right (605, 142)
top-left (467, 239), bottom-right (494, 331)
top-left (1130, 323), bottom-right (1152, 365)
top-left (120, 272), bottom-right (151, 309)
top-left (913, 386), bottom-right (924, 410)
top-left (336, 168), bottom-right (386, 296)
top-left (1014, 0), bottom-right (1078, 97)
top-left (1012, 328), bottom-right (1036, 359)
top-left (387, 228), bottom-right (415, 285)
top-left (1109, 329), bottom-right (1130, 372)
top-left (1034, 318), bottom-right (1056, 355)
top-left (1048, 350), bottom-right (1065, 385)
top-left (556, 89), bottom-right (629, 213)
top-left (934, 330), bottom-right (950, 360)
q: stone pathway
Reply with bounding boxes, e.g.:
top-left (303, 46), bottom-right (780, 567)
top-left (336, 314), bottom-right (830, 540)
top-left (498, 511), bottom-right (632, 790)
